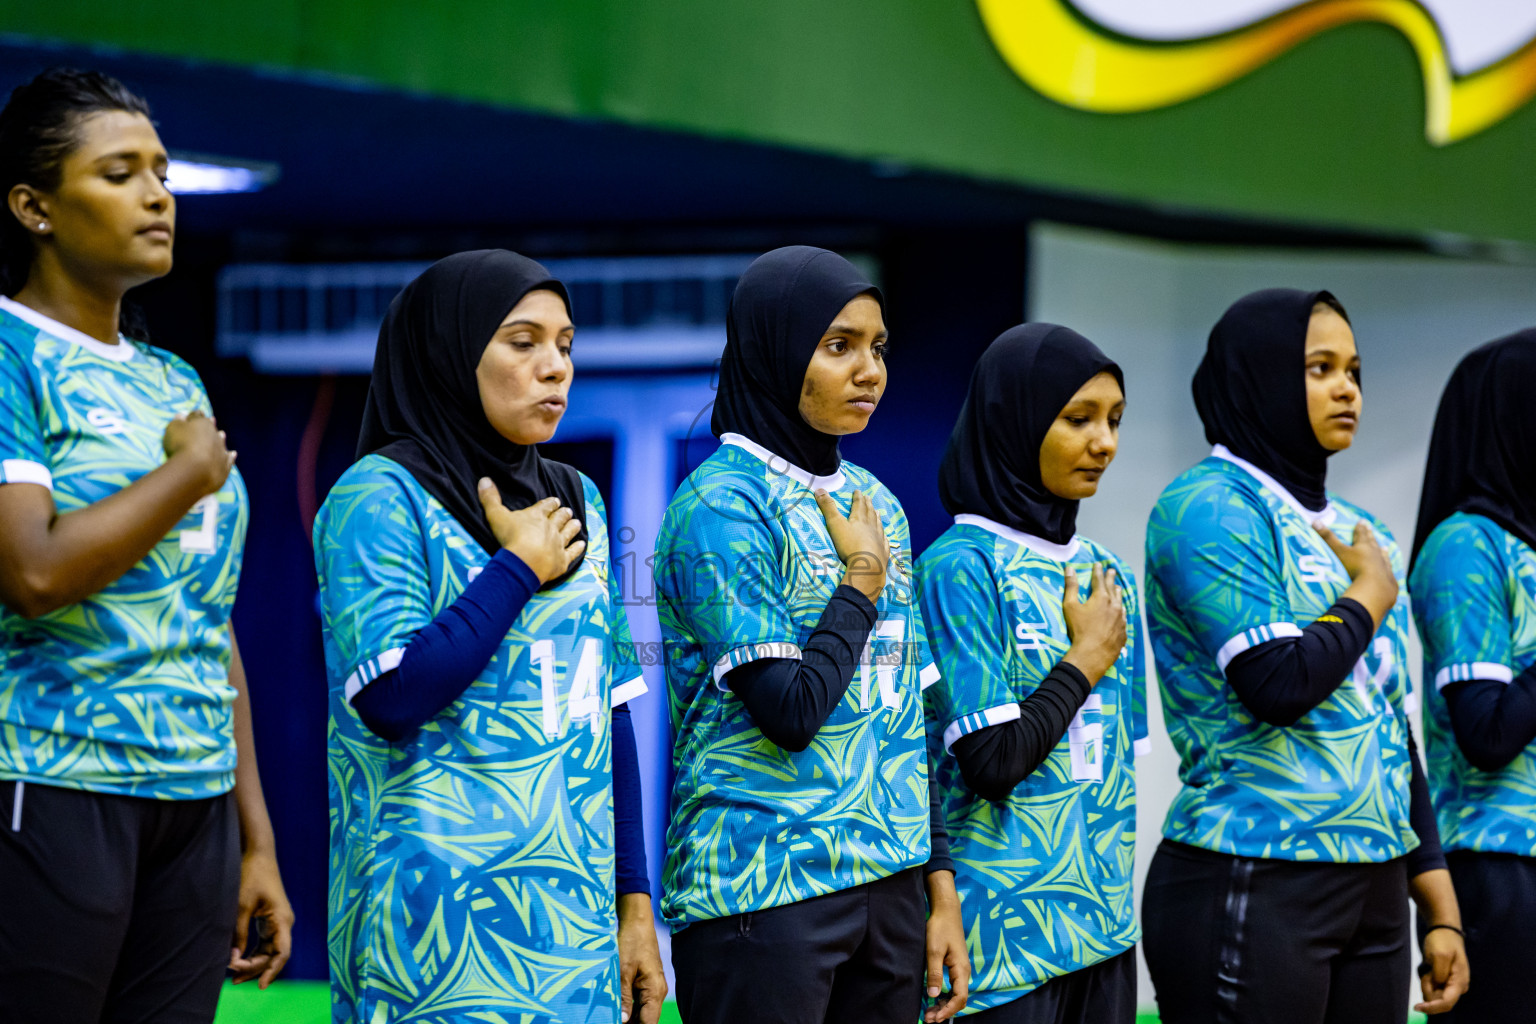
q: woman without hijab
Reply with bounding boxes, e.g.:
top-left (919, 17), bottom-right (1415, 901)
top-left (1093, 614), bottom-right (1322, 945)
top-left (315, 250), bottom-right (665, 1024)
top-left (655, 245), bottom-right (970, 1024)
top-left (1409, 329), bottom-right (1536, 1023)
top-left (920, 324), bottom-right (1146, 1023)
top-left (1141, 288), bottom-right (1466, 1023)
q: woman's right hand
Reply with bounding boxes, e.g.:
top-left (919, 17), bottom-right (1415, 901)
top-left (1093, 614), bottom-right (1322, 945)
top-left (477, 481), bottom-right (586, 583)
top-left (814, 488), bottom-right (890, 603)
top-left (1315, 520), bottom-right (1398, 627)
top-left (1061, 563), bottom-right (1127, 684)
top-left (162, 411), bottom-right (235, 495)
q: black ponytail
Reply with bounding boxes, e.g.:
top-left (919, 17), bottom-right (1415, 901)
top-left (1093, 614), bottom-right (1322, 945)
top-left (0, 68), bottom-right (153, 337)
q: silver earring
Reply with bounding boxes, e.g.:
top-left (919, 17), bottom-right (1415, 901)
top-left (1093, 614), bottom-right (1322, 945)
top-left (36, 221), bottom-right (47, 232)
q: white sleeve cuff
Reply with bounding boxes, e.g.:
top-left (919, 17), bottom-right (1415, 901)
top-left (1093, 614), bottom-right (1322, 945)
top-left (344, 647), bottom-right (406, 702)
top-left (1134, 737), bottom-right (1152, 758)
top-left (0, 458), bottom-right (51, 489)
top-left (1434, 662), bottom-right (1514, 691)
top-left (920, 663), bottom-right (941, 691)
top-left (612, 674), bottom-right (649, 706)
top-left (942, 702), bottom-right (1021, 753)
top-left (1216, 621), bottom-right (1303, 673)
top-left (711, 641), bottom-right (803, 689)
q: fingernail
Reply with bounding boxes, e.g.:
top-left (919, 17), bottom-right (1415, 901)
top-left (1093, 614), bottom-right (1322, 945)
top-left (928, 986), bottom-right (941, 997)
top-left (478, 477), bottom-right (491, 489)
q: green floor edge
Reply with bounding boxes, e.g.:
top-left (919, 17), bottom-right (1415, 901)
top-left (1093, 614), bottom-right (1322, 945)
top-left (211, 982), bottom-right (1427, 1023)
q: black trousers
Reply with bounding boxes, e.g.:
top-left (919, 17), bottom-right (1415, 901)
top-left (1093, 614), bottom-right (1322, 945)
top-left (671, 868), bottom-right (927, 1024)
top-left (967, 948), bottom-right (1137, 1024)
top-left (0, 781), bottom-right (241, 1024)
top-left (1143, 839), bottom-right (1411, 1024)
top-left (1420, 850), bottom-right (1536, 1023)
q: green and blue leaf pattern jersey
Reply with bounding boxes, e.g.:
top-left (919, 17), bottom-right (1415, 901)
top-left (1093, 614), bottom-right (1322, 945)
top-left (316, 455), bottom-right (645, 1024)
top-left (654, 433), bottom-right (937, 928)
top-left (0, 296), bottom-right (246, 799)
top-left (1145, 447), bottom-right (1417, 862)
top-left (1410, 512), bottom-right (1536, 857)
top-left (920, 516), bottom-right (1145, 1013)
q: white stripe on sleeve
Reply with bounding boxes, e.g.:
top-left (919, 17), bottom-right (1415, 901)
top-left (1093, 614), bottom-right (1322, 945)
top-left (0, 459), bottom-right (51, 489)
top-left (344, 647), bottom-right (406, 702)
top-left (1433, 661), bottom-right (1514, 691)
top-left (942, 702), bottom-right (1023, 753)
top-left (1215, 622), bottom-right (1303, 673)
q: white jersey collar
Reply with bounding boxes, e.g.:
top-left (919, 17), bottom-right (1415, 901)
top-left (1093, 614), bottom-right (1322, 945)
top-left (1211, 444), bottom-right (1336, 527)
top-left (720, 432), bottom-right (847, 493)
top-left (954, 513), bottom-right (1082, 562)
top-left (0, 295), bottom-right (135, 362)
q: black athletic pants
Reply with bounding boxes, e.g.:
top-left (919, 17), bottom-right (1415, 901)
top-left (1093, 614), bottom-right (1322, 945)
top-left (671, 867), bottom-right (927, 1024)
top-left (1143, 839), bottom-right (1411, 1024)
top-left (1420, 850), bottom-right (1536, 1023)
top-left (967, 948), bottom-right (1137, 1024)
top-left (0, 781), bottom-right (241, 1024)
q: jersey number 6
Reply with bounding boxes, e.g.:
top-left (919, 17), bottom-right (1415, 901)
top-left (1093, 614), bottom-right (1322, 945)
top-left (531, 637), bottom-right (603, 740)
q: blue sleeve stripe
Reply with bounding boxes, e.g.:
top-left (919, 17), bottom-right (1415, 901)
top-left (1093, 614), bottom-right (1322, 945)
top-left (0, 458), bottom-right (50, 489)
top-left (1433, 661), bottom-right (1513, 691)
top-left (1216, 621), bottom-right (1303, 672)
top-left (612, 674), bottom-right (649, 706)
top-left (920, 662), bottom-right (941, 691)
top-left (710, 641), bottom-right (803, 688)
top-left (344, 647), bottom-right (406, 702)
top-left (942, 701), bottom-right (1022, 753)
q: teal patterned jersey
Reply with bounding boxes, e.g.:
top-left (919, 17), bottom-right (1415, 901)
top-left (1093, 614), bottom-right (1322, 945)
top-left (921, 516), bottom-right (1145, 1012)
top-left (0, 296), bottom-right (247, 799)
top-left (655, 433), bottom-right (937, 928)
top-left (1410, 512), bottom-right (1536, 856)
top-left (1145, 448), bottom-right (1417, 862)
top-left (317, 454), bottom-right (645, 1024)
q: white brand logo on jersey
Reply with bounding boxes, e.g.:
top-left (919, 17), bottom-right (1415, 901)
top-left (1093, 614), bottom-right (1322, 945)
top-left (1015, 619), bottom-right (1051, 651)
top-left (86, 408), bottom-right (128, 436)
top-left (1296, 554), bottom-right (1332, 585)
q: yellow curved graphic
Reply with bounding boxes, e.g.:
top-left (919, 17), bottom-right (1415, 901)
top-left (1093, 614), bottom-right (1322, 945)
top-left (976, 0), bottom-right (1536, 144)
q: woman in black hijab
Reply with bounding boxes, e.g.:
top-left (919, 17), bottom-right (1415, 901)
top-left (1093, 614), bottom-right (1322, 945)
top-left (315, 250), bottom-right (666, 1024)
top-left (919, 325), bottom-right (1144, 1024)
top-left (655, 246), bottom-right (969, 1024)
top-left (1142, 288), bottom-right (1466, 1024)
top-left (1409, 329), bottom-right (1536, 1023)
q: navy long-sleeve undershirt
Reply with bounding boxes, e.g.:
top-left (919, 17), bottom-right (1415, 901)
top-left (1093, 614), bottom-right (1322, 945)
top-left (950, 662), bottom-right (1093, 803)
top-left (351, 548), bottom-right (540, 742)
top-left (1442, 667), bottom-right (1536, 772)
top-left (611, 701), bottom-right (651, 895)
top-left (349, 546), bottom-right (649, 893)
top-left (722, 584), bottom-right (953, 874)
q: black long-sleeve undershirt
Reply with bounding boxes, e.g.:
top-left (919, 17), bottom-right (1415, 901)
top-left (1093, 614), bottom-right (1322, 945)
top-left (722, 584), bottom-right (953, 873)
top-left (723, 584), bottom-right (877, 753)
top-left (1221, 597), bottom-right (1445, 875)
top-left (1442, 668), bottom-right (1536, 772)
top-left (1223, 598), bottom-right (1376, 727)
top-left (1406, 731), bottom-right (1445, 877)
top-left (950, 662), bottom-right (1093, 803)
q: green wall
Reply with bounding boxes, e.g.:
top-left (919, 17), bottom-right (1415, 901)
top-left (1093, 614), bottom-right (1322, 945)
top-left (7, 1), bottom-right (1533, 242)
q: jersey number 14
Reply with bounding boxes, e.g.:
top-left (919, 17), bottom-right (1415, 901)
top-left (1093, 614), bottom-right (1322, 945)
top-left (530, 637), bottom-right (603, 740)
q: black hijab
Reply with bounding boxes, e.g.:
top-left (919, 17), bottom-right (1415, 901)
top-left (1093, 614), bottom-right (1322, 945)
top-left (711, 246), bottom-right (882, 476)
top-left (938, 324), bottom-right (1122, 545)
top-left (1193, 288), bottom-right (1347, 512)
top-left (356, 249), bottom-right (587, 565)
top-left (1411, 329), bottom-right (1536, 567)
